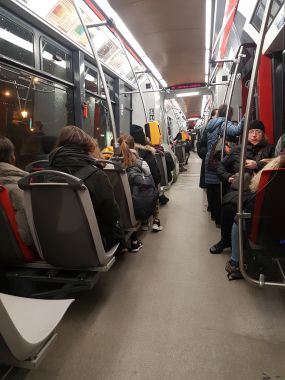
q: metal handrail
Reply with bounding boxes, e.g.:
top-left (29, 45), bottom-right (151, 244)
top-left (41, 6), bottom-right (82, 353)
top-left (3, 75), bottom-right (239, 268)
top-left (236, 0), bottom-right (282, 288)
top-left (72, 0), bottom-right (118, 146)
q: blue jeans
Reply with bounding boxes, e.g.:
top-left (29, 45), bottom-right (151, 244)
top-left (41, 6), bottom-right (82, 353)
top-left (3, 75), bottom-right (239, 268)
top-left (231, 223), bottom-right (239, 263)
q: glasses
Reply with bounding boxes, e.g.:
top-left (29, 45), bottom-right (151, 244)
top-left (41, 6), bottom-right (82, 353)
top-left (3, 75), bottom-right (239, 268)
top-left (249, 129), bottom-right (263, 134)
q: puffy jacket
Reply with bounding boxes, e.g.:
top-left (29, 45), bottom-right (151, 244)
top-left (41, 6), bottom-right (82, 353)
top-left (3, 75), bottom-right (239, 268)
top-left (49, 145), bottom-right (123, 248)
top-left (217, 141), bottom-right (274, 184)
top-left (205, 117), bottom-right (244, 185)
top-left (134, 143), bottom-right (161, 186)
top-left (0, 162), bottom-right (33, 245)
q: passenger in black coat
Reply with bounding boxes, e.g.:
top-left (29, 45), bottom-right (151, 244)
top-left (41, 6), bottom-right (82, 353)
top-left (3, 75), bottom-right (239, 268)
top-left (49, 126), bottom-right (123, 250)
top-left (210, 120), bottom-right (274, 254)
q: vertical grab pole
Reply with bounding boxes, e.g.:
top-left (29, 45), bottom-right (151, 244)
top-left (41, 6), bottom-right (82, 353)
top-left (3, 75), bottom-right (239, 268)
top-left (112, 28), bottom-right (148, 125)
top-left (72, 0), bottom-right (118, 145)
top-left (237, 0), bottom-right (274, 287)
top-left (220, 46), bottom-right (244, 201)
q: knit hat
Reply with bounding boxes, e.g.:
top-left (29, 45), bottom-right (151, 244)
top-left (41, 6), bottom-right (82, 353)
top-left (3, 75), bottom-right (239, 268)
top-left (249, 120), bottom-right (265, 132)
top-left (130, 124), bottom-right (146, 145)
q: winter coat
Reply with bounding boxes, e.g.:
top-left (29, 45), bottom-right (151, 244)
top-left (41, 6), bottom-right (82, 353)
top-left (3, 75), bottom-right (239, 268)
top-left (134, 143), bottom-right (161, 186)
top-left (205, 117), bottom-right (244, 185)
top-left (49, 145), bottom-right (123, 249)
top-left (217, 141), bottom-right (274, 184)
top-left (197, 128), bottom-right (208, 188)
top-left (0, 162), bottom-right (33, 246)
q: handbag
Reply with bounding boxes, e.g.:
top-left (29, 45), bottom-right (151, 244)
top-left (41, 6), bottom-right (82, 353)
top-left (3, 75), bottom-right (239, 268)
top-left (207, 124), bottom-right (223, 170)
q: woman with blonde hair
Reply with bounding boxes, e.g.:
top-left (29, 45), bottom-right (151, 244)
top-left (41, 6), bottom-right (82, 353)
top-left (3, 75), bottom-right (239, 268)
top-left (49, 125), bottom-right (123, 250)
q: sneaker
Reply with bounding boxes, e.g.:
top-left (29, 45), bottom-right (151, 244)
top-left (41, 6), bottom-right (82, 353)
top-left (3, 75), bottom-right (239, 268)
top-left (225, 259), bottom-right (244, 280)
top-left (151, 218), bottom-right (163, 232)
top-left (130, 240), bottom-right (143, 253)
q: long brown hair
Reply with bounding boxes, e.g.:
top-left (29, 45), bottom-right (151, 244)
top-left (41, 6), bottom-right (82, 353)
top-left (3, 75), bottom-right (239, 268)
top-left (118, 134), bottom-right (136, 168)
top-left (0, 136), bottom-right (15, 163)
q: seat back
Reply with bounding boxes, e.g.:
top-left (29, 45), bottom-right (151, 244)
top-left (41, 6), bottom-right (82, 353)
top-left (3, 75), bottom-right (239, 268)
top-left (18, 171), bottom-right (115, 268)
top-left (250, 168), bottom-right (285, 256)
top-left (0, 185), bottom-right (36, 265)
top-left (104, 163), bottom-right (137, 230)
top-left (25, 160), bottom-right (49, 172)
top-left (155, 154), bottom-right (168, 186)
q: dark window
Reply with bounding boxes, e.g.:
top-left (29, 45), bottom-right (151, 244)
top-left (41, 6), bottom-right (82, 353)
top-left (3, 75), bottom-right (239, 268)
top-left (83, 94), bottom-right (113, 148)
top-left (100, 74), bottom-right (115, 101)
top-left (0, 64), bottom-right (74, 168)
top-left (0, 14), bottom-right (34, 66)
top-left (85, 66), bottom-right (98, 94)
top-left (41, 39), bottom-right (72, 82)
top-left (251, 0), bottom-right (284, 32)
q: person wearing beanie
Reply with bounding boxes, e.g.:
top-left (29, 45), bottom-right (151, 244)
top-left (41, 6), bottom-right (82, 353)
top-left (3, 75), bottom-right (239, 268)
top-left (130, 124), bottom-right (163, 232)
top-left (209, 120), bottom-right (275, 254)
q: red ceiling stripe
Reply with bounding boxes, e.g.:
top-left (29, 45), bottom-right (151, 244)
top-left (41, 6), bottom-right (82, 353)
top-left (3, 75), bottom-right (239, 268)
top-left (218, 0), bottom-right (239, 59)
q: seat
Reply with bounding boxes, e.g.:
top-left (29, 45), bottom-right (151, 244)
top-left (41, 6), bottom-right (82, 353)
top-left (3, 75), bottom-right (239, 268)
top-left (0, 185), bottom-right (37, 266)
top-left (25, 160), bottom-right (49, 172)
top-left (18, 170), bottom-right (118, 270)
top-left (104, 162), bottom-right (139, 231)
top-left (249, 168), bottom-right (285, 256)
top-left (155, 153), bottom-right (168, 187)
top-left (0, 292), bottom-right (73, 368)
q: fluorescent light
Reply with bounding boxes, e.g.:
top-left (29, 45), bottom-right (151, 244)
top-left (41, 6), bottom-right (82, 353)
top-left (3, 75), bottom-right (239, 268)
top-left (0, 28), bottom-right (33, 52)
top-left (205, 0), bottom-right (212, 83)
top-left (160, 79), bottom-right (168, 87)
top-left (188, 117), bottom-right (199, 121)
top-left (176, 92), bottom-right (200, 98)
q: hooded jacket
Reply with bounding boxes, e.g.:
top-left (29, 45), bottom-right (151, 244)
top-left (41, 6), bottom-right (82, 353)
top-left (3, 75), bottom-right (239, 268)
top-left (0, 162), bottom-right (33, 246)
top-left (134, 143), bottom-right (161, 186)
top-left (205, 117), bottom-right (244, 185)
top-left (49, 145), bottom-right (123, 248)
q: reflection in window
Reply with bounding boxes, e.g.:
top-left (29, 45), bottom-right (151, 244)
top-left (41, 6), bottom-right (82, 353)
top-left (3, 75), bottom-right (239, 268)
top-left (83, 94), bottom-right (113, 149)
top-left (0, 14), bottom-right (34, 66)
top-left (0, 64), bottom-right (74, 168)
top-left (41, 40), bottom-right (72, 82)
top-left (85, 66), bottom-right (98, 94)
top-left (100, 74), bottom-right (115, 101)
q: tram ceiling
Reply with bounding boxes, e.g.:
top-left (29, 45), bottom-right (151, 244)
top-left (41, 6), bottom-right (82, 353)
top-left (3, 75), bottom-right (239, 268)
top-left (109, 0), bottom-right (206, 117)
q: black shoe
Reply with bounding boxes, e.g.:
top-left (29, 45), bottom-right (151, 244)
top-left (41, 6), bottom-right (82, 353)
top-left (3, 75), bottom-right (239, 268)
top-left (209, 241), bottom-right (229, 254)
top-left (159, 194), bottom-right (169, 205)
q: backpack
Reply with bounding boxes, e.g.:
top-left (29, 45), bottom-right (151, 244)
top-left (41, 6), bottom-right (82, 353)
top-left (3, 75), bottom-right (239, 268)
top-left (126, 164), bottom-right (158, 220)
top-left (207, 122), bottom-right (224, 170)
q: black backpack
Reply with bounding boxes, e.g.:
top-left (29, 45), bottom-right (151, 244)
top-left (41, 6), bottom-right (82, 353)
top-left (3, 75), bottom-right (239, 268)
top-left (126, 164), bottom-right (158, 220)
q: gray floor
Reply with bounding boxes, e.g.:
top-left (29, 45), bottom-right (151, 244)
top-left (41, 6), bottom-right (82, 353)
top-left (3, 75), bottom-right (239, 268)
top-left (27, 154), bottom-right (285, 380)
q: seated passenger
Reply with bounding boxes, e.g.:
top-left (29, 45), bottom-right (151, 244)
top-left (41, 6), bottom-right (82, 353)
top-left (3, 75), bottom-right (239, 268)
top-left (210, 120), bottom-right (274, 254)
top-left (130, 124), bottom-right (163, 232)
top-left (0, 136), bottom-right (34, 246)
top-left (226, 154), bottom-right (285, 279)
top-left (275, 133), bottom-right (285, 156)
top-left (49, 125), bottom-right (123, 250)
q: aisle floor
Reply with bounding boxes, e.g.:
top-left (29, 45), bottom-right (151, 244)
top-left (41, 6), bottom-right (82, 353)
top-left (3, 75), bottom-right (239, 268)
top-left (27, 154), bottom-right (285, 380)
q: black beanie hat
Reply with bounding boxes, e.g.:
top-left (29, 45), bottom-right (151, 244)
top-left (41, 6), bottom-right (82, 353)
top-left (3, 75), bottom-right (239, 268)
top-left (249, 120), bottom-right (265, 132)
top-left (130, 124), bottom-right (146, 145)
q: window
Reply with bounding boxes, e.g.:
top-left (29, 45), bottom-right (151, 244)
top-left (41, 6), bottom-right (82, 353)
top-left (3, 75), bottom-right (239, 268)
top-left (251, 0), bottom-right (285, 32)
top-left (41, 39), bottom-right (72, 82)
top-left (0, 14), bottom-right (34, 66)
top-left (100, 74), bottom-right (115, 101)
top-left (85, 66), bottom-right (98, 94)
top-left (83, 94), bottom-right (113, 148)
top-left (0, 64), bottom-right (74, 168)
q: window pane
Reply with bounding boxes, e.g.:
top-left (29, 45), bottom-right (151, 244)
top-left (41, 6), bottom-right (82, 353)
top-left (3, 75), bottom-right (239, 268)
top-left (0, 14), bottom-right (34, 66)
top-left (100, 74), bottom-right (115, 101)
top-left (41, 40), bottom-right (72, 82)
top-left (0, 65), bottom-right (74, 168)
top-left (85, 67), bottom-right (98, 94)
top-left (83, 94), bottom-right (113, 149)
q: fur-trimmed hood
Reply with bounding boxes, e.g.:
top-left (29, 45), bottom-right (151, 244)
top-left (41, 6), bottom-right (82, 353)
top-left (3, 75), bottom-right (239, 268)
top-left (134, 143), bottom-right (156, 154)
top-left (0, 162), bottom-right (28, 184)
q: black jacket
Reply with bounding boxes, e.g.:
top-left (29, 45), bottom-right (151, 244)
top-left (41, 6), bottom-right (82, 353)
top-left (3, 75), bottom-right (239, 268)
top-left (49, 145), bottom-right (123, 247)
top-left (135, 143), bottom-right (161, 186)
top-left (217, 141), bottom-right (274, 184)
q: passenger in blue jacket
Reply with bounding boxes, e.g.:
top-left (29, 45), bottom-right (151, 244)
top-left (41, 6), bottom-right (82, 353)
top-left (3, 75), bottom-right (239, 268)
top-left (204, 104), bottom-right (244, 226)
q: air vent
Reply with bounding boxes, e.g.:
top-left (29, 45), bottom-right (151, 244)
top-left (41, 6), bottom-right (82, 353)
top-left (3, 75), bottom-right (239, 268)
top-left (222, 75), bottom-right (228, 82)
top-left (146, 83), bottom-right (151, 89)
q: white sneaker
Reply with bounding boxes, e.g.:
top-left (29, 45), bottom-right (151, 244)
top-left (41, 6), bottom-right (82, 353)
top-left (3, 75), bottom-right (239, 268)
top-left (151, 219), bottom-right (163, 232)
